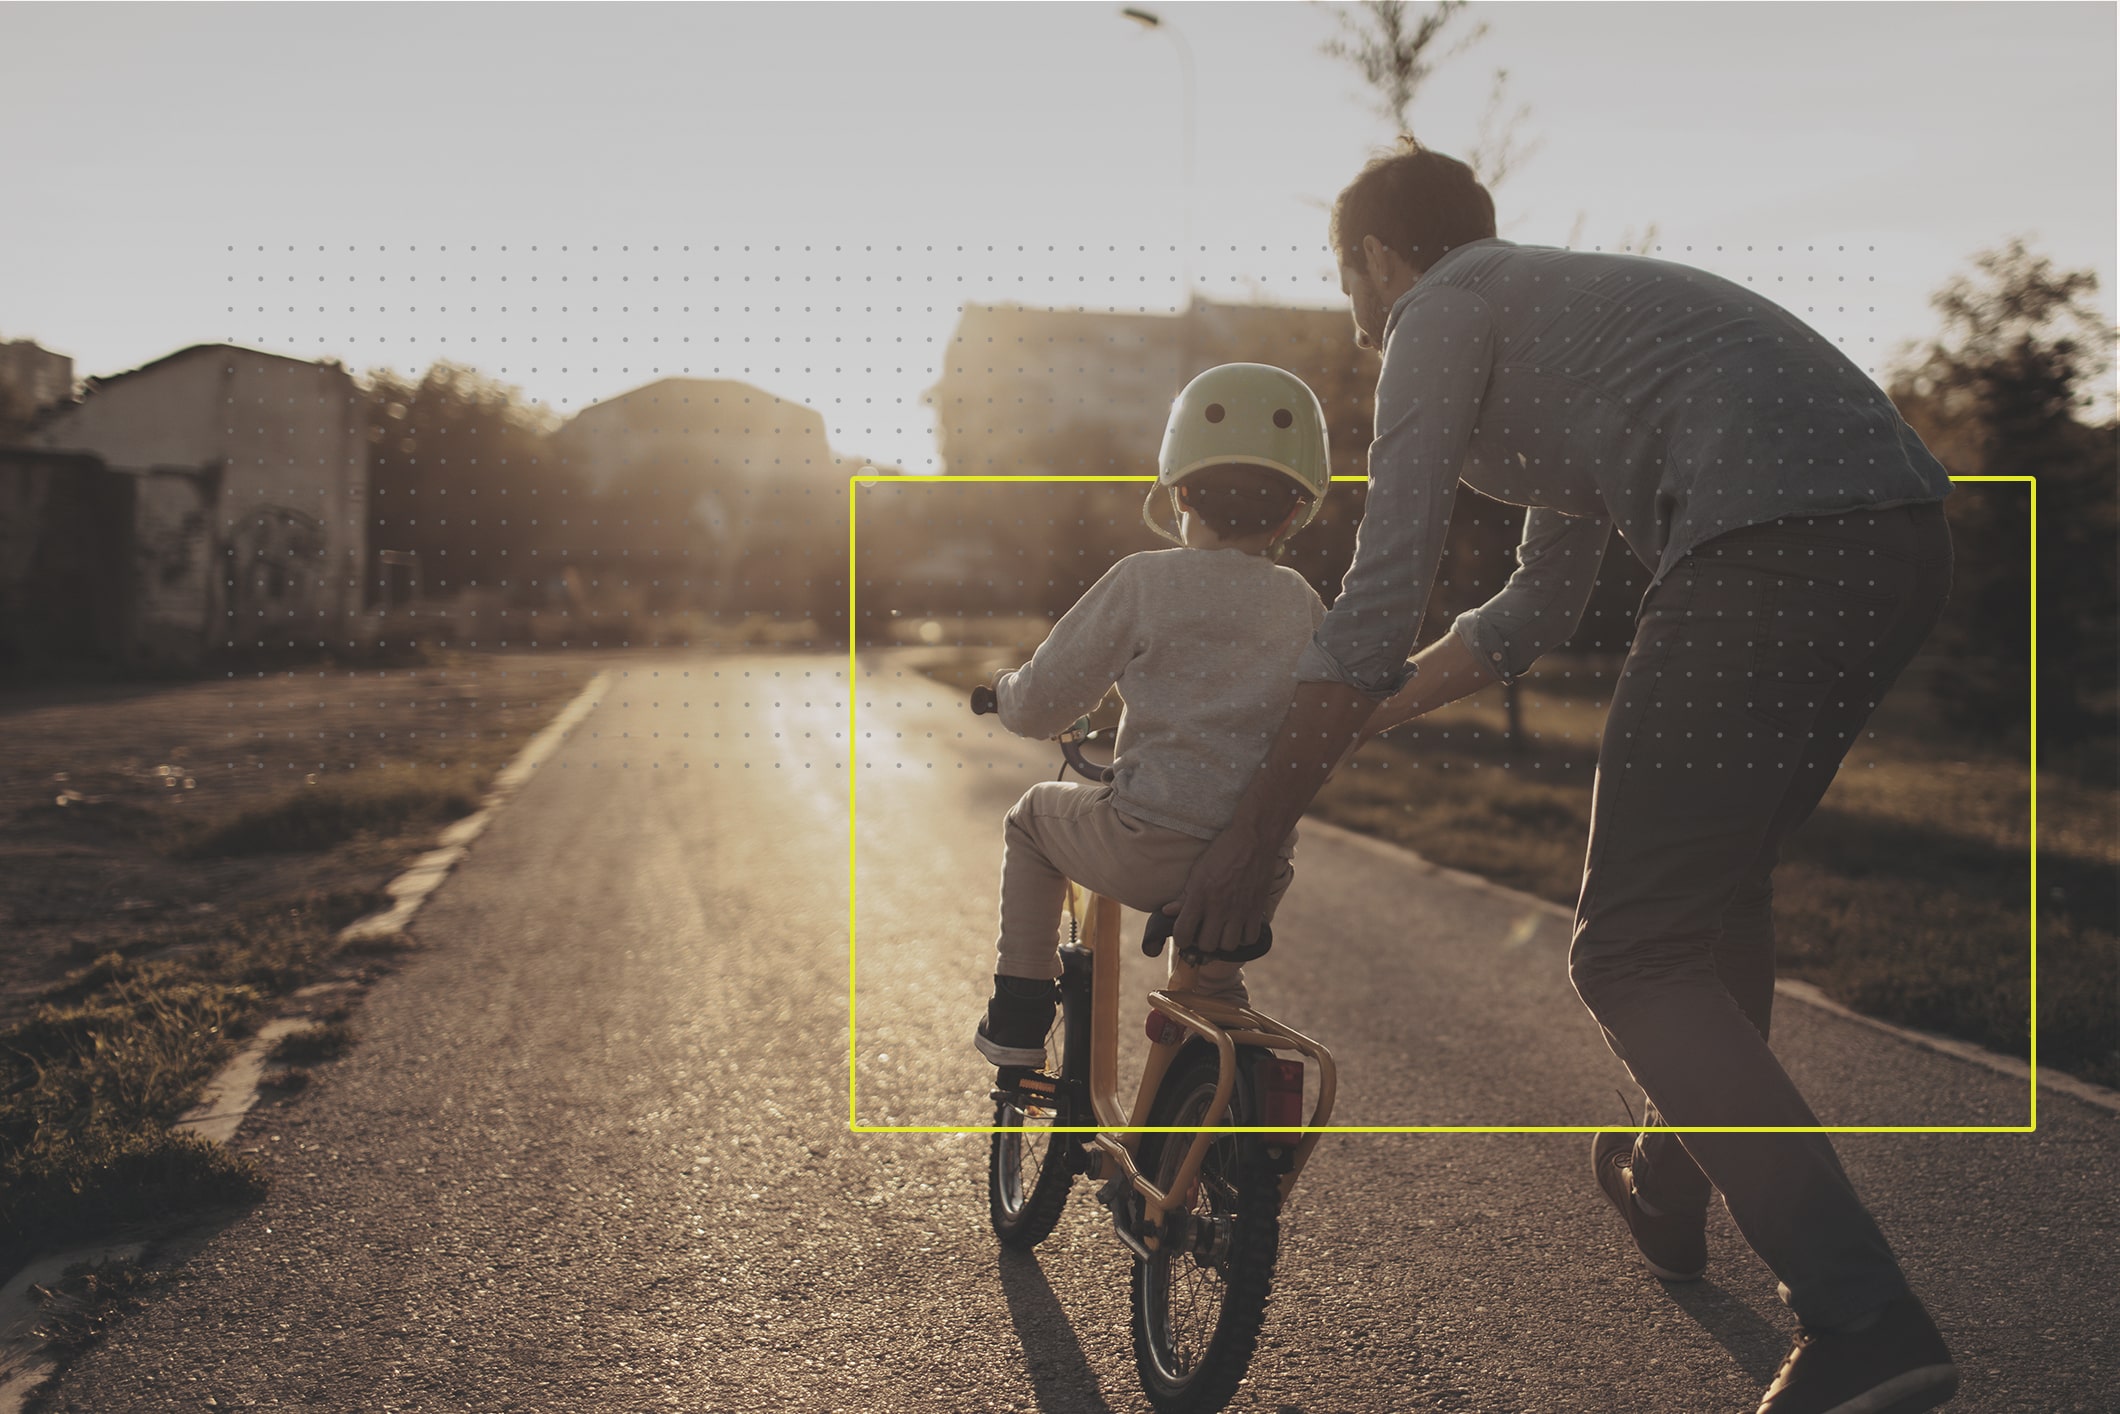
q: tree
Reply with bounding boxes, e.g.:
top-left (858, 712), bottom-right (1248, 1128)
top-left (1466, 66), bottom-right (1541, 189)
top-left (1321, 0), bottom-right (1484, 136)
top-left (360, 363), bottom-right (569, 609)
top-left (1890, 240), bottom-right (2118, 746)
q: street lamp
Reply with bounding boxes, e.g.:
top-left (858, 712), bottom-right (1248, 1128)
top-left (1120, 6), bottom-right (1197, 330)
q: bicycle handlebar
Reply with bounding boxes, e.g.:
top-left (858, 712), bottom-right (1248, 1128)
top-left (1141, 911), bottom-right (1274, 965)
top-left (969, 683), bottom-right (1114, 784)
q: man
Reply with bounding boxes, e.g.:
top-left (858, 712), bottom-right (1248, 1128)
top-left (1168, 140), bottom-right (1959, 1414)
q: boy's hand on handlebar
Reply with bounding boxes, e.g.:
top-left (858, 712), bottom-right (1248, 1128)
top-left (1167, 827), bottom-right (1276, 959)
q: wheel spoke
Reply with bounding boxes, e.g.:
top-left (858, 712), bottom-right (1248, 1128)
top-left (988, 1008), bottom-right (1074, 1248)
top-left (1132, 1050), bottom-right (1282, 1410)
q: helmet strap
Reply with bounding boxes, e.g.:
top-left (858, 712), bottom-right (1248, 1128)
top-left (1140, 483), bottom-right (1186, 545)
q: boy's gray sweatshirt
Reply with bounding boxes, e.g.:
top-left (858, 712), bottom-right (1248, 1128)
top-left (995, 546), bottom-right (1327, 841)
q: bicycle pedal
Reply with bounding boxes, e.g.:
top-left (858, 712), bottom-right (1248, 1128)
top-left (991, 1067), bottom-right (1061, 1105)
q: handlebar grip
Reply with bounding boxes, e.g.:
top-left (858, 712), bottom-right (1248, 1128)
top-left (970, 685), bottom-right (997, 715)
top-left (1142, 911), bottom-right (1274, 964)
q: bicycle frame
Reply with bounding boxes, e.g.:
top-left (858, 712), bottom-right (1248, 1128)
top-left (1068, 884), bottom-right (1338, 1247)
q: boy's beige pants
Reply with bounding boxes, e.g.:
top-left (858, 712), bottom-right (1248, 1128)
top-left (996, 780), bottom-right (1297, 1002)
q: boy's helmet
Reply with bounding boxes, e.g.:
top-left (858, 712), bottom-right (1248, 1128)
top-left (1144, 363), bottom-right (1330, 546)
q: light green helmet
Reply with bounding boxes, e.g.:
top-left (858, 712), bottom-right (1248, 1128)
top-left (1143, 363), bottom-right (1330, 547)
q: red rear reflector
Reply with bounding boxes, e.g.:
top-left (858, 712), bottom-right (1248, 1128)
top-left (1256, 1057), bottom-right (1305, 1140)
top-left (1145, 1009), bottom-right (1188, 1045)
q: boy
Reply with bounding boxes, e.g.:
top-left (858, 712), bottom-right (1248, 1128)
top-left (974, 363), bottom-right (1334, 1070)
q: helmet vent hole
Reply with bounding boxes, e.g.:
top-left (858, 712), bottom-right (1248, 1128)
top-left (1273, 408), bottom-right (1294, 429)
top-left (1203, 403), bottom-right (1225, 423)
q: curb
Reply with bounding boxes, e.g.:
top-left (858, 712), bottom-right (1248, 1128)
top-left (0, 671), bottom-right (612, 1412)
top-left (336, 670), bottom-right (612, 945)
top-left (1303, 818), bottom-right (2120, 1118)
top-left (182, 667), bottom-right (611, 1128)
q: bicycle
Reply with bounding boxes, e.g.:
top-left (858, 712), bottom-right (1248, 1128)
top-left (970, 684), bottom-right (1339, 1414)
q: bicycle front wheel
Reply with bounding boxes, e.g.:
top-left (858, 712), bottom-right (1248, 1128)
top-left (1130, 1044), bottom-right (1282, 1414)
top-left (987, 994), bottom-right (1076, 1248)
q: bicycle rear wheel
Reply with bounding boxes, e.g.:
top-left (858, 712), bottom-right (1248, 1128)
top-left (1130, 1044), bottom-right (1282, 1414)
top-left (987, 972), bottom-right (1080, 1248)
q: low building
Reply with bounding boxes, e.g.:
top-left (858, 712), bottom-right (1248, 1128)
top-left (909, 300), bottom-right (1379, 619)
top-left (26, 344), bottom-right (369, 663)
top-left (0, 447), bottom-right (137, 672)
top-left (552, 377), bottom-right (844, 622)
top-left (924, 299), bottom-right (1374, 482)
top-left (0, 336), bottom-right (73, 425)
top-left (555, 377), bottom-right (834, 496)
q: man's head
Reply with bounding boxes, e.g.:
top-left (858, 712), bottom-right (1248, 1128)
top-left (1330, 140), bottom-right (1495, 349)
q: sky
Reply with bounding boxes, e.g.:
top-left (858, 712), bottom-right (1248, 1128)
top-left (1, 1), bottom-right (2113, 473)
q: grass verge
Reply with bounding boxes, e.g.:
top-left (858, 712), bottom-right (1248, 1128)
top-left (176, 773), bottom-right (483, 859)
top-left (0, 901), bottom-right (359, 1277)
top-left (0, 649), bottom-right (603, 1284)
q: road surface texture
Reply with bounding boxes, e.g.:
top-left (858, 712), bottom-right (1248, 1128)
top-left (41, 652), bottom-right (2118, 1413)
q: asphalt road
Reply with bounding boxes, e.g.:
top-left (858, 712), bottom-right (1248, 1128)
top-left (43, 652), bottom-right (2119, 1413)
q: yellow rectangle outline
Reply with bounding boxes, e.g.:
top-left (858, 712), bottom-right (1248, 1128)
top-left (846, 473), bottom-right (2037, 1135)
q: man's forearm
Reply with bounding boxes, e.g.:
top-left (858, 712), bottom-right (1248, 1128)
top-left (1362, 628), bottom-right (1495, 740)
top-left (1224, 681), bottom-right (1381, 849)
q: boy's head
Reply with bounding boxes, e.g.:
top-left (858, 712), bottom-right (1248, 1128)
top-left (1174, 466), bottom-right (1313, 547)
top-left (1145, 363), bottom-right (1330, 554)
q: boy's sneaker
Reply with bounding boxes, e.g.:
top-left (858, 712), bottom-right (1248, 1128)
top-left (974, 975), bottom-right (1058, 1069)
top-left (1592, 1130), bottom-right (1707, 1281)
top-left (1757, 1294), bottom-right (1958, 1414)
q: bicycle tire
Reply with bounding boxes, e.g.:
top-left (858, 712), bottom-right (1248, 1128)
top-left (1130, 1043), bottom-right (1282, 1414)
top-left (987, 992), bottom-right (1077, 1248)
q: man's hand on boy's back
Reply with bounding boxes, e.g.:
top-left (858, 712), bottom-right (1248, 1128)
top-left (1169, 681), bottom-right (1380, 955)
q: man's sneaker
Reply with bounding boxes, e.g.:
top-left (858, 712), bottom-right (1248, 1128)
top-left (1592, 1130), bottom-right (1707, 1281)
top-left (1757, 1294), bottom-right (1958, 1414)
top-left (974, 975), bottom-right (1057, 1069)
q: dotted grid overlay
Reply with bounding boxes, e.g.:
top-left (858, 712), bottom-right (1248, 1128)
top-left (2, 238), bottom-right (2034, 1136)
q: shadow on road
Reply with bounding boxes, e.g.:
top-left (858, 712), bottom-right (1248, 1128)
top-left (998, 1248), bottom-right (1118, 1414)
top-left (1659, 1276), bottom-right (1788, 1385)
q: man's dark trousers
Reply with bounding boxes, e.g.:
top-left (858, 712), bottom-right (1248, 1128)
top-left (1569, 500), bottom-right (1954, 1330)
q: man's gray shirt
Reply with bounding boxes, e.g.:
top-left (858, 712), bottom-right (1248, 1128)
top-left (1297, 238), bottom-right (1954, 696)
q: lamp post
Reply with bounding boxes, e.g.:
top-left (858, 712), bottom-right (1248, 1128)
top-left (1120, 6), bottom-right (1197, 373)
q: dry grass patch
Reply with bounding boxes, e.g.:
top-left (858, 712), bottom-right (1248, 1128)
top-left (178, 771), bottom-right (484, 859)
top-left (0, 650), bottom-right (607, 1281)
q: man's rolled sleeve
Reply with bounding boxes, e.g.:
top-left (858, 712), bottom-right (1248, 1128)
top-left (1292, 635), bottom-right (1413, 698)
top-left (1302, 284), bottom-right (1494, 700)
top-left (1450, 506), bottom-right (1612, 684)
